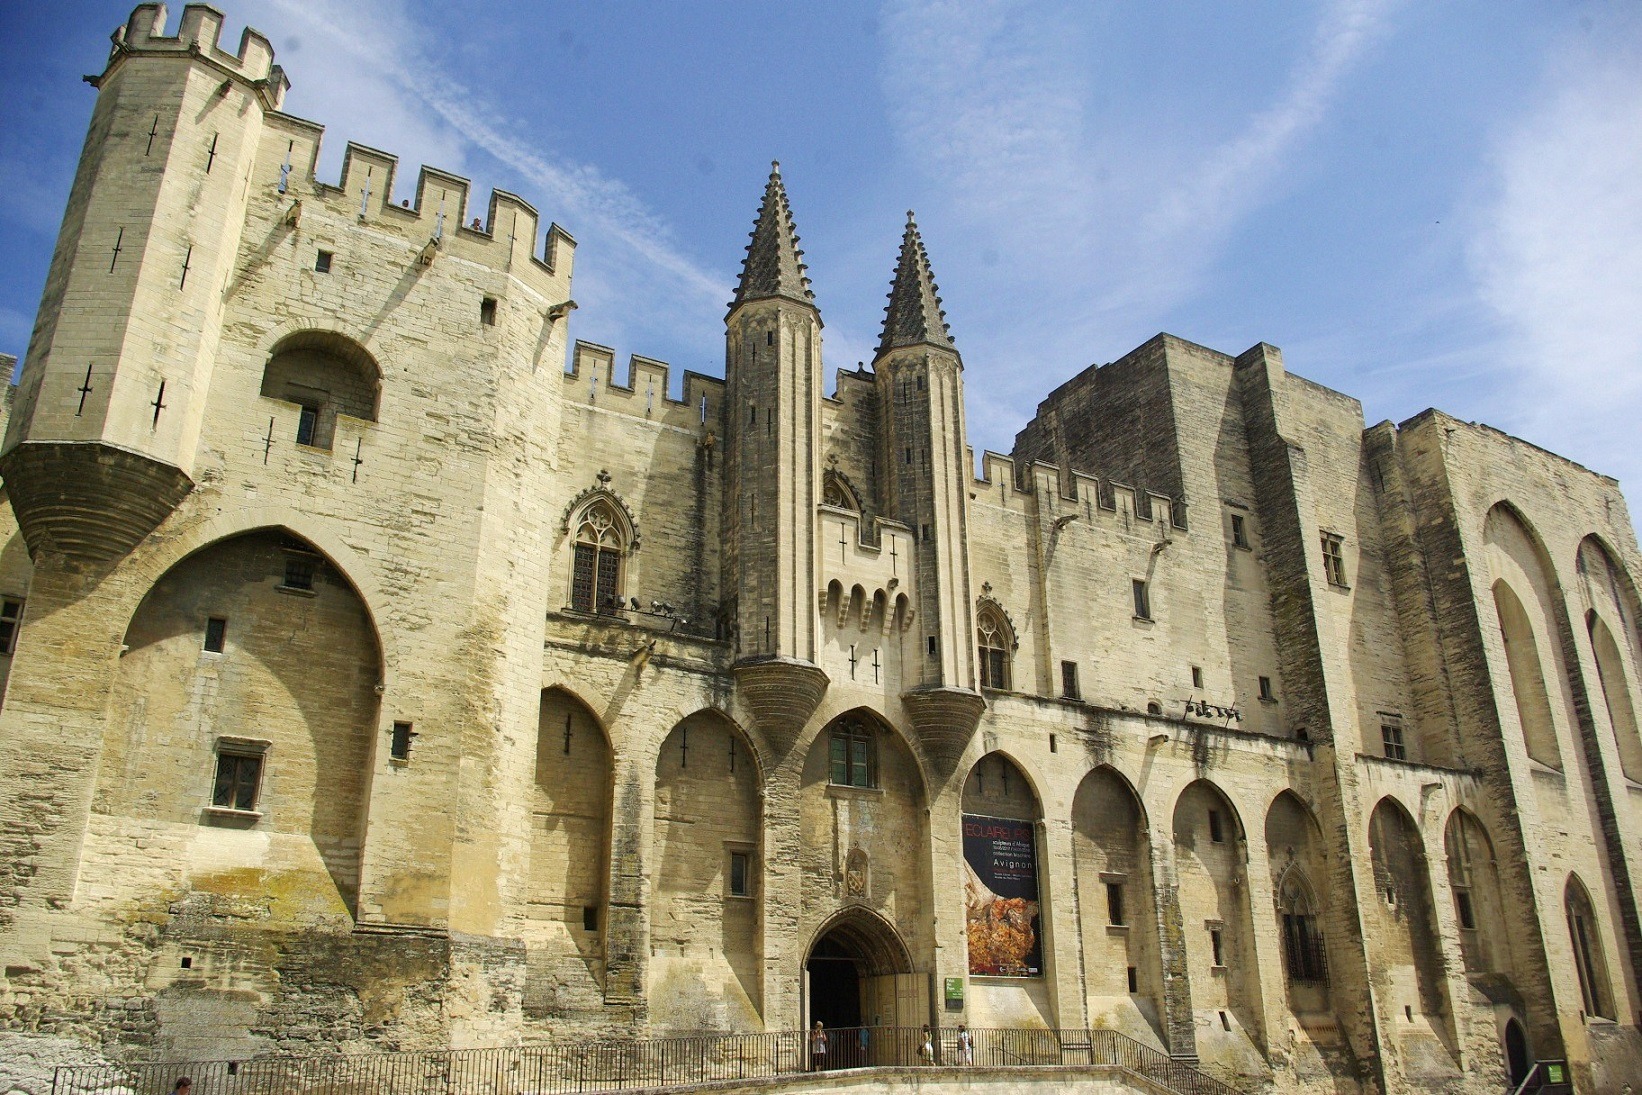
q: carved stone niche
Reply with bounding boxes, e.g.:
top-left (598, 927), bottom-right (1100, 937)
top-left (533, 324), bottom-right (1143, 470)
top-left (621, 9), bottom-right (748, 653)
top-left (731, 655), bottom-right (829, 755)
top-left (845, 846), bottom-right (870, 902)
top-left (901, 685), bottom-right (987, 777)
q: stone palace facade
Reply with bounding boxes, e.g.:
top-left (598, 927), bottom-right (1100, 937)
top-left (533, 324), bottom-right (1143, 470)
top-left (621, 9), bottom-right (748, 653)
top-left (3, 6), bottom-right (1642, 1093)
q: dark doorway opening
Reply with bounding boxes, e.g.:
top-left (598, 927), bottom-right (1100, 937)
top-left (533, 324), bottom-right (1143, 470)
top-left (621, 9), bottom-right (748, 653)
top-left (807, 934), bottom-right (863, 1031)
top-left (1504, 1018), bottom-right (1531, 1086)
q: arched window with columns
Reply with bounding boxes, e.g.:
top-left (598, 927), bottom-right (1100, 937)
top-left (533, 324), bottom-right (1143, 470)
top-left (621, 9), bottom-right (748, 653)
top-left (976, 600), bottom-right (1014, 691)
top-left (569, 497), bottom-right (630, 614)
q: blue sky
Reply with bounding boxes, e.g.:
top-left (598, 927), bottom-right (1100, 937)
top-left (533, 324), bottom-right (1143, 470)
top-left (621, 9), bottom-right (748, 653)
top-left (3, 1), bottom-right (1641, 504)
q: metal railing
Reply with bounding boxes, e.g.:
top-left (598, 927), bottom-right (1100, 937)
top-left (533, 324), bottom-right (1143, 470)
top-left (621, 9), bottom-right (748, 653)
top-left (52, 1026), bottom-right (1243, 1095)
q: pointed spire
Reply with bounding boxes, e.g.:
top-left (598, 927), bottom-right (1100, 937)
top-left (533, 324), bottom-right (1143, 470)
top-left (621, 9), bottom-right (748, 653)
top-left (733, 161), bottom-right (815, 308)
top-left (879, 211), bottom-right (955, 356)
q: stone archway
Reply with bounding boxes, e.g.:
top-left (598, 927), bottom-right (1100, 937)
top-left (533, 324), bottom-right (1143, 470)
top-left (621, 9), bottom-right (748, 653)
top-left (803, 908), bottom-right (919, 1060)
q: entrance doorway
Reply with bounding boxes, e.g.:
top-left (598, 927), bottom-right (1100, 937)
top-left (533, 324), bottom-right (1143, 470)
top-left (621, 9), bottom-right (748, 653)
top-left (1504, 1018), bottom-right (1531, 1086)
top-left (803, 909), bottom-right (925, 1067)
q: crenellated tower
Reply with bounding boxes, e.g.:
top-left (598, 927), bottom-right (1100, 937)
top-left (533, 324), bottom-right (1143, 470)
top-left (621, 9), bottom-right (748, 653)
top-left (0, 4), bottom-right (288, 562)
top-left (722, 163), bottom-right (829, 752)
top-left (873, 214), bottom-right (985, 772)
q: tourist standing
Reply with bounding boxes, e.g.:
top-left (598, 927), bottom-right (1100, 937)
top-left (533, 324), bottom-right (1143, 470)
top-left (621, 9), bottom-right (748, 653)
top-left (810, 1021), bottom-right (828, 1072)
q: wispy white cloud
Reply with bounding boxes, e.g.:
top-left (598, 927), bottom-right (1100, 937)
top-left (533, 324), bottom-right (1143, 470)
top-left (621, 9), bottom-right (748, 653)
top-left (1468, 13), bottom-right (1642, 488)
top-left (879, 0), bottom-right (1399, 451)
top-left (238, 0), bottom-right (729, 368)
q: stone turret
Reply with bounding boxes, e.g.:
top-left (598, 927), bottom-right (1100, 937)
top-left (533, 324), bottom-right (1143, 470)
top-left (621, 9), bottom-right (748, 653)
top-left (0, 4), bottom-right (289, 562)
top-left (874, 214), bottom-right (984, 773)
top-left (723, 164), bottom-right (828, 752)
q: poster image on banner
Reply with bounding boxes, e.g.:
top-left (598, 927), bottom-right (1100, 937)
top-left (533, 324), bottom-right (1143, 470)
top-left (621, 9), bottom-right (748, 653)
top-left (962, 813), bottom-right (1042, 977)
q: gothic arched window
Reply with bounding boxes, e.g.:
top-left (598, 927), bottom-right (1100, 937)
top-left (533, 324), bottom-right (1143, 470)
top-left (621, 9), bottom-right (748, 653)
top-left (977, 603), bottom-right (1013, 691)
top-left (828, 717), bottom-right (876, 788)
top-left (571, 499), bottom-right (628, 614)
top-left (1278, 872), bottom-right (1327, 983)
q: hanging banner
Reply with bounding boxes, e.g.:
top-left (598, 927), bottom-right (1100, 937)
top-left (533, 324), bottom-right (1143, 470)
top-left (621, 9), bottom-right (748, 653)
top-left (962, 814), bottom-right (1042, 976)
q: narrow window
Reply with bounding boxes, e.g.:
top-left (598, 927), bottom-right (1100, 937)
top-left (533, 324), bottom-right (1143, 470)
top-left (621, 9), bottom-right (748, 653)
top-left (0, 597), bottom-right (26, 655)
top-left (1106, 882), bottom-right (1125, 926)
top-left (282, 556), bottom-right (316, 591)
top-left (1210, 928), bottom-right (1224, 967)
top-left (390, 721), bottom-right (414, 761)
top-left (1259, 676), bottom-right (1274, 701)
top-left (927, 634), bottom-right (938, 657)
top-left (1219, 1010), bottom-right (1231, 1031)
top-left (1208, 809), bottom-right (1224, 843)
top-left (1321, 532), bottom-right (1347, 587)
top-left (1061, 661), bottom-right (1081, 700)
top-left (1455, 889), bottom-right (1476, 931)
top-left (1231, 514), bottom-right (1248, 549)
top-left (203, 616), bottom-right (227, 653)
top-left (1381, 719), bottom-right (1407, 761)
top-left (765, 330), bottom-right (774, 347)
top-left (1126, 967), bottom-right (1138, 993)
top-left (729, 851), bottom-right (752, 897)
top-left (314, 249), bottom-right (333, 273)
top-left (1132, 579), bottom-right (1151, 620)
top-left (582, 906), bottom-right (599, 932)
top-left (480, 296), bottom-right (497, 325)
top-left (916, 374), bottom-right (924, 391)
top-left (211, 748), bottom-right (264, 812)
top-left (295, 404), bottom-right (320, 447)
top-left (1049, 733), bottom-right (1058, 753)
top-left (1191, 665), bottom-right (1204, 690)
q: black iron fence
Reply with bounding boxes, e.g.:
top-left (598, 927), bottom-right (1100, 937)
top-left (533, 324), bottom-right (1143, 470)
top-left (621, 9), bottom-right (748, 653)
top-left (53, 1026), bottom-right (1242, 1095)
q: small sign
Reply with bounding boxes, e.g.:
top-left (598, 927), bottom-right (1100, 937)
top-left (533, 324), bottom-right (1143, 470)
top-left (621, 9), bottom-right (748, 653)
top-left (1546, 1064), bottom-right (1565, 1083)
top-left (944, 977), bottom-right (964, 1003)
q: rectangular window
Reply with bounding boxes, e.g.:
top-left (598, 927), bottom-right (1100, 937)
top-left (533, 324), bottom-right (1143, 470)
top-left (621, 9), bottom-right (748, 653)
top-left (1259, 676), bottom-right (1274, 701)
top-left (829, 727), bottom-right (874, 788)
top-left (1210, 928), bottom-right (1224, 967)
top-left (1321, 532), bottom-right (1347, 587)
top-left (981, 647), bottom-right (1008, 690)
top-left (282, 556), bottom-right (316, 591)
top-left (1061, 660), bottom-right (1081, 700)
top-left (927, 634), bottom-right (938, 657)
top-left (596, 547), bottom-right (621, 612)
top-left (1455, 889), bottom-right (1476, 931)
top-left (1231, 514), bottom-right (1248, 549)
top-left (314, 249), bottom-right (333, 273)
top-left (390, 721), bottom-right (414, 762)
top-left (1106, 882), bottom-right (1126, 926)
top-left (583, 905), bottom-right (599, 932)
top-left (571, 542), bottom-right (597, 612)
top-left (1381, 719), bottom-right (1407, 761)
top-left (480, 297), bottom-right (497, 325)
top-left (1208, 809), bottom-right (1224, 843)
top-left (1127, 966), bottom-right (1138, 993)
top-left (1192, 665), bottom-right (1204, 689)
top-left (0, 597), bottom-right (25, 655)
top-left (1132, 579), bottom-right (1151, 620)
top-left (729, 851), bottom-right (752, 897)
top-left (295, 404), bottom-right (320, 446)
top-left (211, 741), bottom-right (267, 813)
top-left (203, 616), bottom-right (227, 653)
top-left (1283, 913), bottom-right (1328, 983)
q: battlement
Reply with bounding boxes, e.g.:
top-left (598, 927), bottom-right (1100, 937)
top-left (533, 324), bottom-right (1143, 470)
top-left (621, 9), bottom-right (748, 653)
top-left (261, 114), bottom-right (576, 288)
top-left (111, 4), bottom-right (288, 108)
top-left (564, 341), bottom-right (724, 431)
top-left (971, 450), bottom-right (1187, 530)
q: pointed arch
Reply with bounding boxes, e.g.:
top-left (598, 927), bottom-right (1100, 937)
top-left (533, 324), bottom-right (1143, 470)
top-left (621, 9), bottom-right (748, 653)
top-left (1265, 791), bottom-right (1331, 996)
top-left (1484, 503), bottom-right (1569, 769)
top-left (1368, 797), bottom-right (1451, 1040)
top-left (1588, 610), bottom-right (1642, 781)
top-left (961, 750), bottom-right (1041, 821)
top-left (1173, 780), bottom-right (1262, 1048)
top-left (564, 488), bottom-right (637, 615)
top-left (1444, 807), bottom-right (1513, 976)
top-left (1566, 873), bottom-right (1615, 1019)
top-left (1492, 580), bottom-right (1563, 769)
top-left (1073, 765), bottom-right (1162, 1044)
top-left (821, 469), bottom-right (863, 512)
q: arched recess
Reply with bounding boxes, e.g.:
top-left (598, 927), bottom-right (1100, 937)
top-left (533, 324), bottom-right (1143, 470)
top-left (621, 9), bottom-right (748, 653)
top-left (1443, 808), bottom-right (1515, 978)
top-left (1073, 766), bottom-right (1164, 1048)
top-left (1588, 613), bottom-right (1642, 781)
top-left (1172, 780), bottom-right (1263, 1052)
top-left (1265, 792), bottom-right (1333, 1019)
top-left (260, 330), bottom-right (381, 451)
top-left (1565, 874), bottom-right (1615, 1020)
top-left (528, 687), bottom-right (614, 1013)
top-left (650, 710), bottom-right (763, 1031)
top-left (1367, 798), bottom-right (1452, 1048)
top-left (799, 709), bottom-right (930, 998)
top-left (1577, 541), bottom-right (1642, 781)
top-left (961, 753), bottom-right (1044, 980)
top-left (804, 906), bottom-right (916, 1037)
top-left (102, 528), bottom-right (382, 920)
top-left (1492, 581), bottom-right (1562, 769)
top-left (1483, 504), bottom-right (1569, 769)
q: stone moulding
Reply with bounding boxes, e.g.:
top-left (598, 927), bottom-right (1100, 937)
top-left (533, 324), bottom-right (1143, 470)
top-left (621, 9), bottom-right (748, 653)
top-left (731, 655), bottom-right (829, 754)
top-left (0, 440), bottom-right (194, 562)
top-left (900, 685), bottom-right (987, 773)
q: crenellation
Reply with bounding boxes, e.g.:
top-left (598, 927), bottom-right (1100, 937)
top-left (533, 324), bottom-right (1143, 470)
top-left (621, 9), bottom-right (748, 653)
top-left (4, 9), bottom-right (1642, 1094)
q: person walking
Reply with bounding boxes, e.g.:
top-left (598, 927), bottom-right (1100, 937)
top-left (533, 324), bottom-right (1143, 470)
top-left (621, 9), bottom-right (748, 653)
top-left (919, 1024), bottom-right (934, 1064)
top-left (810, 1021), bottom-right (828, 1072)
top-left (957, 1023), bottom-right (973, 1065)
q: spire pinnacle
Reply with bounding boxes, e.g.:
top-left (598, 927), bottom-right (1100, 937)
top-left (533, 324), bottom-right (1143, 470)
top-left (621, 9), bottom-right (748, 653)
top-left (732, 161), bottom-right (815, 308)
top-left (878, 211), bottom-right (955, 356)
